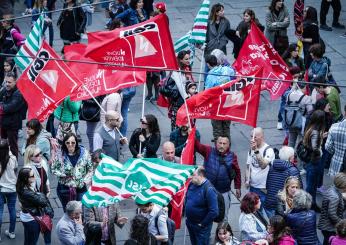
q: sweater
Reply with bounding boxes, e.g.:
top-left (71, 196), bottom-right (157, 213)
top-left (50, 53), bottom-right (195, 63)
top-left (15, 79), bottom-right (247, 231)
top-left (264, 160), bottom-right (301, 210)
top-left (54, 96), bottom-right (81, 123)
top-left (326, 87), bottom-right (342, 122)
top-left (0, 154), bottom-right (17, 192)
top-left (185, 180), bottom-right (218, 227)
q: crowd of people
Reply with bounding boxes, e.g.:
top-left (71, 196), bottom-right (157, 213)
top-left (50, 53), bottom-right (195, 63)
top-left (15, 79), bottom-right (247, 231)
top-left (0, 0), bottom-right (345, 244)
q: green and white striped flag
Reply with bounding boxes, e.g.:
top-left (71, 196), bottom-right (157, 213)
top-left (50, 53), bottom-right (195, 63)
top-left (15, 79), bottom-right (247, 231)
top-left (190, 0), bottom-right (210, 44)
top-left (174, 31), bottom-right (195, 66)
top-left (82, 156), bottom-right (197, 208)
top-left (14, 15), bottom-right (44, 71)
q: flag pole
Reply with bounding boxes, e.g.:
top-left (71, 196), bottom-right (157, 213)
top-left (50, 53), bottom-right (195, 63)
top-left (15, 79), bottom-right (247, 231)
top-left (197, 49), bottom-right (205, 92)
top-left (183, 97), bottom-right (192, 129)
top-left (81, 84), bottom-right (125, 139)
top-left (139, 84), bottom-right (147, 155)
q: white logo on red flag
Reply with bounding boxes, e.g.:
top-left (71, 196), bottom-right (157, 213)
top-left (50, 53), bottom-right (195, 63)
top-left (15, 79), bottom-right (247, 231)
top-left (134, 35), bottom-right (157, 58)
top-left (40, 70), bottom-right (58, 93)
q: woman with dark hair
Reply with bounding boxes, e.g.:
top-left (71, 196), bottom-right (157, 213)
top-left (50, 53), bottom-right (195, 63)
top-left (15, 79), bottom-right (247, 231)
top-left (268, 215), bottom-right (296, 244)
top-left (0, 139), bottom-right (17, 240)
top-left (116, 0), bottom-right (148, 27)
top-left (17, 167), bottom-right (53, 245)
top-left (215, 221), bottom-right (240, 245)
top-left (239, 192), bottom-right (268, 242)
top-left (265, 0), bottom-right (290, 55)
top-left (302, 109), bottom-right (326, 212)
top-left (124, 214), bottom-right (156, 245)
top-left (308, 43), bottom-right (328, 88)
top-left (160, 50), bottom-right (195, 131)
top-left (51, 133), bottom-right (93, 211)
top-left (129, 114), bottom-right (161, 158)
top-left (282, 43), bottom-right (305, 72)
top-left (23, 119), bottom-right (52, 162)
top-left (57, 0), bottom-right (86, 52)
top-left (301, 6), bottom-right (320, 69)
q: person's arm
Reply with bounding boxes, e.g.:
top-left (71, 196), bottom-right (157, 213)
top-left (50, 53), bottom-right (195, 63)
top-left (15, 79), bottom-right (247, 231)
top-left (2, 91), bottom-right (24, 114)
top-left (276, 8), bottom-right (290, 29)
top-left (76, 7), bottom-right (86, 33)
top-left (256, 148), bottom-right (275, 169)
top-left (129, 130), bottom-right (139, 157)
top-left (194, 139), bottom-right (211, 159)
top-left (327, 196), bottom-right (342, 225)
top-left (200, 187), bottom-right (218, 226)
top-left (22, 190), bottom-right (48, 207)
top-left (155, 213), bottom-right (169, 242)
top-left (10, 28), bottom-right (25, 47)
top-left (325, 131), bottom-right (335, 155)
top-left (93, 132), bottom-right (103, 152)
top-left (265, 11), bottom-right (277, 31)
top-left (115, 8), bottom-right (130, 21)
top-left (240, 214), bottom-right (268, 241)
top-left (58, 223), bottom-right (85, 245)
top-left (232, 154), bottom-right (241, 191)
top-left (245, 154), bottom-right (251, 188)
top-left (83, 207), bottom-right (102, 233)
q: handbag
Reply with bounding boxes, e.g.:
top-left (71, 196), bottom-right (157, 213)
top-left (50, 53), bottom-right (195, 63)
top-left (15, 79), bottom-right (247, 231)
top-left (79, 99), bottom-right (101, 122)
top-left (56, 100), bottom-right (76, 143)
top-left (296, 140), bottom-right (312, 162)
top-left (34, 214), bottom-right (53, 233)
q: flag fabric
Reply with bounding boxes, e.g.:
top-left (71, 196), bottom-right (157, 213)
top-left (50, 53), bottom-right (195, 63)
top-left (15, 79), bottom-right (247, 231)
top-left (190, 0), bottom-right (210, 44)
top-left (294, 0), bottom-right (305, 38)
top-left (170, 127), bottom-right (196, 229)
top-left (82, 157), bottom-right (197, 208)
top-left (15, 15), bottom-right (44, 71)
top-left (176, 76), bottom-right (262, 127)
top-left (16, 41), bottom-right (82, 122)
top-left (233, 22), bottom-right (292, 100)
top-left (64, 44), bottom-right (146, 101)
top-left (173, 31), bottom-right (195, 66)
top-left (85, 14), bottom-right (178, 71)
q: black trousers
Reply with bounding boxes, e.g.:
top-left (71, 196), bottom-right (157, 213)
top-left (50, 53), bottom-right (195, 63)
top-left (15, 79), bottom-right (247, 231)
top-left (1, 128), bottom-right (18, 158)
top-left (320, 0), bottom-right (342, 25)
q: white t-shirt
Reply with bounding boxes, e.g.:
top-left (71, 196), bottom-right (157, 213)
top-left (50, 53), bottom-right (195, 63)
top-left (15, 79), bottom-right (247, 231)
top-left (246, 143), bottom-right (275, 189)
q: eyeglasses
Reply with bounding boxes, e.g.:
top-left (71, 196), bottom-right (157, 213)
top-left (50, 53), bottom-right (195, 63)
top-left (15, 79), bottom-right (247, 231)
top-left (29, 175), bottom-right (35, 178)
top-left (140, 119), bottom-right (148, 125)
top-left (65, 141), bottom-right (76, 145)
top-left (33, 152), bottom-right (42, 157)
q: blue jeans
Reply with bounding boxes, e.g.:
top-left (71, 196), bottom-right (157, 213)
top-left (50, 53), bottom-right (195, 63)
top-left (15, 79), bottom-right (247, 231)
top-left (186, 220), bottom-right (212, 245)
top-left (249, 186), bottom-right (266, 215)
top-left (86, 121), bottom-right (99, 151)
top-left (0, 192), bottom-right (16, 233)
top-left (120, 95), bottom-right (134, 136)
top-left (319, 148), bottom-right (331, 187)
top-left (305, 161), bottom-right (320, 205)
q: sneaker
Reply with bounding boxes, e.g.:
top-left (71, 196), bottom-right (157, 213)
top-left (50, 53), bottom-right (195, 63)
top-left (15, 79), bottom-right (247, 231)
top-left (300, 169), bottom-right (306, 176)
top-left (341, 33), bottom-right (346, 38)
top-left (332, 23), bottom-right (345, 29)
top-left (277, 122), bottom-right (283, 130)
top-left (320, 24), bottom-right (332, 31)
top-left (5, 230), bottom-right (15, 239)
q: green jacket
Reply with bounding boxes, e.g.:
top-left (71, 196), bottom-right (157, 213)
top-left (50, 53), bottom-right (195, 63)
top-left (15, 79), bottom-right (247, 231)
top-left (54, 96), bottom-right (81, 123)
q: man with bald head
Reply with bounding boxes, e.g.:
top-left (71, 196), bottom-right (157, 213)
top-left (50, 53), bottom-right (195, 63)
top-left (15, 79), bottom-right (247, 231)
top-left (161, 141), bottom-right (180, 163)
top-left (93, 110), bottom-right (124, 161)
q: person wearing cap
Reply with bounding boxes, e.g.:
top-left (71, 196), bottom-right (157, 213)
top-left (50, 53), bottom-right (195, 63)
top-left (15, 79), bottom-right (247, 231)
top-left (154, 2), bottom-right (166, 14)
top-left (286, 80), bottom-right (313, 149)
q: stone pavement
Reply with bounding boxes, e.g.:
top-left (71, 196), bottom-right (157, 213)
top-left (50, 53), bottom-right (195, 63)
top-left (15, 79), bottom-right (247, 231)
top-left (2, 0), bottom-right (346, 244)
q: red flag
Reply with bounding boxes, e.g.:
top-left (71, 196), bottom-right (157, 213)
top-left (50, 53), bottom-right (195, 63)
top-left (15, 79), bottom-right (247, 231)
top-left (85, 14), bottom-right (178, 71)
top-left (170, 127), bottom-right (196, 229)
top-left (294, 0), bottom-right (305, 38)
top-left (17, 41), bottom-right (82, 122)
top-left (176, 76), bottom-right (261, 127)
top-left (64, 44), bottom-right (146, 101)
top-left (233, 22), bottom-right (291, 100)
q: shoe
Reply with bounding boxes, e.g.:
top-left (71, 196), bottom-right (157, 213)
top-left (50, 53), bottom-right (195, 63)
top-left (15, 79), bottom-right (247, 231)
top-left (145, 95), bottom-right (152, 101)
top-left (5, 230), bottom-right (15, 239)
top-left (300, 169), bottom-right (306, 176)
top-left (150, 96), bottom-right (157, 102)
top-left (277, 122), bottom-right (283, 130)
top-left (320, 24), bottom-right (332, 31)
top-left (341, 33), bottom-right (346, 38)
top-left (332, 23), bottom-right (345, 29)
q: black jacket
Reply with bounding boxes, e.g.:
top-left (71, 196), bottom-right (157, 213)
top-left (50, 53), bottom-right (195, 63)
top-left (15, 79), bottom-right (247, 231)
top-left (129, 128), bottom-right (161, 158)
top-left (57, 4), bottom-right (86, 42)
top-left (159, 77), bottom-right (184, 109)
top-left (0, 87), bottom-right (25, 130)
top-left (18, 187), bottom-right (53, 217)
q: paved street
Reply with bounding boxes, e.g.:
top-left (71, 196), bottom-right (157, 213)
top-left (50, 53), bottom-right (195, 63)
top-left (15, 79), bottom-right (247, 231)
top-left (2, 0), bottom-right (346, 244)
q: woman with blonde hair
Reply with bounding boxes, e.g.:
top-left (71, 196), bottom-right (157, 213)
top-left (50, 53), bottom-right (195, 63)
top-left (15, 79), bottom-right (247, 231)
top-left (276, 176), bottom-right (301, 216)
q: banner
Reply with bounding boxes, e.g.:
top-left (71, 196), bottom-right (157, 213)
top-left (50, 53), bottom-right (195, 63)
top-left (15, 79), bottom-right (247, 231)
top-left (16, 41), bottom-right (82, 121)
top-left (64, 44), bottom-right (146, 101)
top-left (176, 76), bottom-right (261, 127)
top-left (233, 22), bottom-right (291, 100)
top-left (85, 14), bottom-right (178, 71)
top-left (294, 0), bottom-right (305, 38)
top-left (82, 157), bottom-right (196, 208)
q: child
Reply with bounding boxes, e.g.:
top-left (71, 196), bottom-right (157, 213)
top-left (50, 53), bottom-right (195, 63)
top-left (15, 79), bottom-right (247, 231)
top-left (330, 219), bottom-right (346, 245)
top-left (215, 221), bottom-right (240, 245)
top-left (185, 81), bottom-right (197, 98)
top-left (267, 215), bottom-right (296, 245)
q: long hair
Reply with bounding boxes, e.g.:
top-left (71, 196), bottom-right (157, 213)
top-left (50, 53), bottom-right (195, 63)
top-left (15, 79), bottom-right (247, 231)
top-left (303, 110), bottom-right (325, 147)
top-left (215, 221), bottom-right (235, 244)
top-left (26, 119), bottom-right (43, 147)
top-left (145, 114), bottom-right (160, 135)
top-left (129, 0), bottom-right (140, 9)
top-left (130, 215), bottom-right (150, 245)
top-left (0, 139), bottom-right (10, 178)
top-left (304, 6), bottom-right (318, 25)
top-left (269, 0), bottom-right (284, 12)
top-left (177, 50), bottom-right (191, 70)
top-left (16, 168), bottom-right (32, 194)
top-left (277, 176), bottom-right (301, 205)
top-left (209, 3), bottom-right (224, 23)
top-left (282, 43), bottom-right (299, 60)
top-left (61, 133), bottom-right (81, 156)
top-left (270, 215), bottom-right (291, 245)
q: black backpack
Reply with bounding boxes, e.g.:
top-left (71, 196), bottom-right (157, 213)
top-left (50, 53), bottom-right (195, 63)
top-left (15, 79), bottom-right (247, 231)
top-left (203, 183), bottom-right (225, 223)
top-left (155, 209), bottom-right (176, 245)
top-left (283, 93), bottom-right (305, 131)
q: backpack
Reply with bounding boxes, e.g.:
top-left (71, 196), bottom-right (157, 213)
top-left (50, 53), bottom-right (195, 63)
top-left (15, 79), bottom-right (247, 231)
top-left (154, 209), bottom-right (175, 245)
top-left (283, 93), bottom-right (305, 131)
top-left (122, 86), bottom-right (136, 99)
top-left (203, 183), bottom-right (225, 223)
top-left (263, 146), bottom-right (279, 160)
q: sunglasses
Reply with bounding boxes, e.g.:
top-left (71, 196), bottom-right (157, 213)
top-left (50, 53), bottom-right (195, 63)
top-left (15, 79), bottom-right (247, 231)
top-left (109, 118), bottom-right (120, 122)
top-left (33, 152), bottom-right (42, 157)
top-left (65, 141), bottom-right (76, 145)
top-left (140, 119), bottom-right (148, 125)
top-left (29, 175), bottom-right (35, 178)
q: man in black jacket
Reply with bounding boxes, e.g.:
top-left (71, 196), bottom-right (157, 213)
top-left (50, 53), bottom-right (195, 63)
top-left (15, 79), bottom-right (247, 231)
top-left (0, 72), bottom-right (25, 157)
